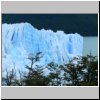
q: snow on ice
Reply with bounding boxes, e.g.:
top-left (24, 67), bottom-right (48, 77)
top-left (2, 23), bottom-right (83, 74)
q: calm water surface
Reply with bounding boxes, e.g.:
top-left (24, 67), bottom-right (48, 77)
top-left (83, 37), bottom-right (98, 56)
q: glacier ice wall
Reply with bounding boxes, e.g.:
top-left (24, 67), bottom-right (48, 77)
top-left (2, 23), bottom-right (83, 73)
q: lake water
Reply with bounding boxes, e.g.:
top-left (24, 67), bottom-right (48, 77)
top-left (83, 37), bottom-right (98, 56)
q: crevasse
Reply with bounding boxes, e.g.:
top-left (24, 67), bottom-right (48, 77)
top-left (2, 22), bottom-right (83, 73)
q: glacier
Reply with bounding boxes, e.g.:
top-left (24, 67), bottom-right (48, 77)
top-left (2, 22), bottom-right (83, 75)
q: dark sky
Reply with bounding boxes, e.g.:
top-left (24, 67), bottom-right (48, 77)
top-left (2, 14), bottom-right (98, 36)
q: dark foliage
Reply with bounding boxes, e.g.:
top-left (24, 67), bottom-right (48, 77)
top-left (2, 53), bottom-right (98, 86)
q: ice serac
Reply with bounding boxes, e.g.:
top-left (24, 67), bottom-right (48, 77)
top-left (2, 23), bottom-right (83, 72)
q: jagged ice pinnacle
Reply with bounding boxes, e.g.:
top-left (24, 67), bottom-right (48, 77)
top-left (2, 23), bottom-right (83, 73)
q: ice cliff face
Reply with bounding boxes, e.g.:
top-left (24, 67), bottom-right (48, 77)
top-left (2, 23), bottom-right (83, 73)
